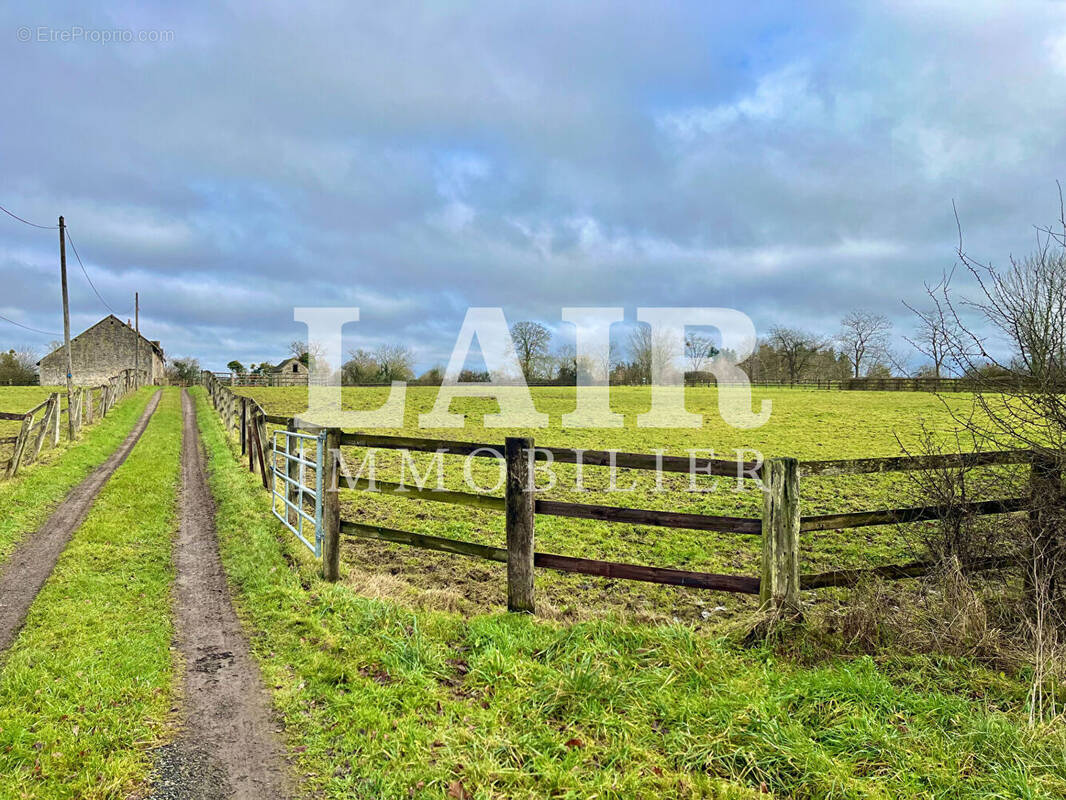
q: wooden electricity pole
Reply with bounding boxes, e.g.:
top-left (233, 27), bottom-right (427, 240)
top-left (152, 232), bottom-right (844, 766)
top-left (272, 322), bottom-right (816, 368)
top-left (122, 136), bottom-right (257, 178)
top-left (58, 216), bottom-right (75, 441)
top-left (134, 292), bottom-right (139, 388)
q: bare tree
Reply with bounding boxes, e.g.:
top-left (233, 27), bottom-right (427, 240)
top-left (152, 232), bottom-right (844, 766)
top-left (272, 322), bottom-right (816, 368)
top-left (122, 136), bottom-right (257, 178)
top-left (374, 343), bottom-right (414, 382)
top-left (904, 274), bottom-right (957, 378)
top-left (0, 347), bottom-right (38, 385)
top-left (594, 340), bottom-right (620, 385)
top-left (768, 327), bottom-right (824, 384)
top-left (626, 324), bottom-right (682, 384)
top-left (685, 333), bottom-right (719, 374)
top-left (553, 343), bottom-right (578, 384)
top-left (288, 339), bottom-right (328, 370)
top-left (342, 348), bottom-right (380, 385)
top-left (837, 310), bottom-right (892, 378)
top-left (415, 364), bottom-right (444, 385)
top-left (510, 321), bottom-right (552, 381)
top-left (914, 195), bottom-right (1066, 722)
top-left (166, 356), bottom-right (201, 385)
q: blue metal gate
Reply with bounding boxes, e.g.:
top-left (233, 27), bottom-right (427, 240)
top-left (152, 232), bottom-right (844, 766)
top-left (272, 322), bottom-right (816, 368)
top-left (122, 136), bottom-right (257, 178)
top-left (270, 429), bottom-right (326, 557)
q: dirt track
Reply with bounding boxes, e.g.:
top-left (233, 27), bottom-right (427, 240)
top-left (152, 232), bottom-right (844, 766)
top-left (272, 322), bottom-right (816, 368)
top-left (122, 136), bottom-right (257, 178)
top-left (0, 390), bottom-right (162, 654)
top-left (148, 390), bottom-right (291, 800)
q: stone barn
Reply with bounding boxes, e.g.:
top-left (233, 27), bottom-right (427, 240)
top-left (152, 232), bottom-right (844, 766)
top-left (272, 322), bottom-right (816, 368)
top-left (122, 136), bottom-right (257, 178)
top-left (37, 315), bottom-right (165, 386)
top-left (271, 356), bottom-right (309, 376)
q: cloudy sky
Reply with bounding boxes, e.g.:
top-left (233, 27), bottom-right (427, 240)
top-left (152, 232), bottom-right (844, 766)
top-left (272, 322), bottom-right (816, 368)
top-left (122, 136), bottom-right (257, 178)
top-left (3, 1), bottom-right (1066, 371)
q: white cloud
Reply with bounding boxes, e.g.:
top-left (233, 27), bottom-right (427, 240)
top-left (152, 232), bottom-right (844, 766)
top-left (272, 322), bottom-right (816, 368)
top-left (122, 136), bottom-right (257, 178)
top-left (1046, 29), bottom-right (1066, 75)
top-left (658, 63), bottom-right (823, 139)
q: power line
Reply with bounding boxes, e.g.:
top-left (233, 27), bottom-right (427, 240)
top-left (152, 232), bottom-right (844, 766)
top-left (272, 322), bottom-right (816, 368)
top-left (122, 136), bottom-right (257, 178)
top-left (0, 313), bottom-right (61, 337)
top-left (64, 226), bottom-right (120, 317)
top-left (0, 202), bottom-right (57, 230)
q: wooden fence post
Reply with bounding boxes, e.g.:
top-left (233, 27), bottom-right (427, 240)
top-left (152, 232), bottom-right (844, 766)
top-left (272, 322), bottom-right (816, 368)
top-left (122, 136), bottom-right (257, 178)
top-left (505, 436), bottom-right (536, 614)
top-left (83, 387), bottom-right (93, 425)
top-left (240, 397), bottom-right (247, 455)
top-left (321, 427), bottom-right (341, 581)
top-left (29, 394), bottom-right (58, 463)
top-left (5, 413), bottom-right (33, 479)
top-left (760, 457), bottom-right (801, 612)
top-left (247, 408), bottom-right (255, 473)
top-left (1027, 451), bottom-right (1063, 604)
top-left (253, 413), bottom-right (268, 488)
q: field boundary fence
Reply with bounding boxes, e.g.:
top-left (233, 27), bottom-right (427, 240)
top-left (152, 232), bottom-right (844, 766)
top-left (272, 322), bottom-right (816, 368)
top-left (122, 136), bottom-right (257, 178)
top-left (211, 372), bottom-right (1060, 393)
top-left (693, 376), bottom-right (1066, 392)
top-left (1, 368), bottom-right (146, 479)
top-left (201, 372), bottom-right (1063, 613)
top-left (210, 371), bottom-right (309, 387)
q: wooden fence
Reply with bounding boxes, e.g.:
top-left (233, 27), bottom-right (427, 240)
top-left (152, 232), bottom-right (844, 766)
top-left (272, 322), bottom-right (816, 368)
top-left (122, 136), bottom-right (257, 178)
top-left (0, 368), bottom-right (144, 479)
top-left (696, 377), bottom-right (1066, 392)
top-left (210, 371), bottom-right (309, 387)
top-left (200, 372), bottom-right (1060, 613)
top-left (216, 373), bottom-right (1055, 393)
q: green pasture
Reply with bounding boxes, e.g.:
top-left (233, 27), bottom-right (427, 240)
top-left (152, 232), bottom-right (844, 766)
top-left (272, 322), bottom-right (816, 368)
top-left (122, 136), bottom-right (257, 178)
top-left (196, 387), bottom-right (1066, 800)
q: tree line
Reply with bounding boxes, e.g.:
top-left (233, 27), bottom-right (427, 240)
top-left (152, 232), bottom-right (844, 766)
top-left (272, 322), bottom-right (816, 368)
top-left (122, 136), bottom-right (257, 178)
top-left (0, 290), bottom-right (983, 388)
top-left (266, 308), bottom-right (945, 387)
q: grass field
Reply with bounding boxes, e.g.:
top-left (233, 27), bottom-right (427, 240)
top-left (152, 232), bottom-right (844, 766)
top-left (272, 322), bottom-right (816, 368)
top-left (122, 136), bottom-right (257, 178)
top-left (229, 386), bottom-right (1018, 626)
top-left (0, 389), bottom-right (182, 798)
top-left (197, 387), bottom-right (1066, 799)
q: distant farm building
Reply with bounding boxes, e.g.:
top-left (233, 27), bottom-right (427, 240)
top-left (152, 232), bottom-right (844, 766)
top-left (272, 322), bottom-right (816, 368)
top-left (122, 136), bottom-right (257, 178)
top-left (37, 315), bottom-right (165, 385)
top-left (270, 356), bottom-right (309, 376)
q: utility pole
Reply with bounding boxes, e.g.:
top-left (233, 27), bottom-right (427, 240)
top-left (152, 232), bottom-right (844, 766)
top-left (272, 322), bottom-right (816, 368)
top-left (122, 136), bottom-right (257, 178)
top-left (134, 292), bottom-right (139, 388)
top-left (59, 216), bottom-right (75, 441)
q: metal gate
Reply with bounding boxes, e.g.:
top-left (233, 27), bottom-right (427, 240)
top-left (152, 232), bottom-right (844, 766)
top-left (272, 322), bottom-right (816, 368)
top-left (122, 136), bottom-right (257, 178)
top-left (270, 429), bottom-right (326, 557)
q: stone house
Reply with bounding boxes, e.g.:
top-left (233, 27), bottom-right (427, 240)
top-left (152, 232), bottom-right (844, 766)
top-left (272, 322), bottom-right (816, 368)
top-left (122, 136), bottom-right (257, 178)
top-left (37, 315), bottom-right (165, 386)
top-left (271, 356), bottom-right (309, 376)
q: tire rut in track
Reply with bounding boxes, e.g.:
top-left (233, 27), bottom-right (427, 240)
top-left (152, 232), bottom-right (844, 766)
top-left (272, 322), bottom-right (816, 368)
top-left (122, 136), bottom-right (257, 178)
top-left (0, 389), bottom-right (162, 654)
top-left (148, 389), bottom-right (291, 800)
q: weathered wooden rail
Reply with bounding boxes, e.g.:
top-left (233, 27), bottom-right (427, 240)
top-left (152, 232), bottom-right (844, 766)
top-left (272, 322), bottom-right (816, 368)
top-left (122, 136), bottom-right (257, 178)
top-left (692, 377), bottom-right (1065, 392)
top-left (200, 372), bottom-right (1060, 614)
top-left (1, 368), bottom-right (144, 479)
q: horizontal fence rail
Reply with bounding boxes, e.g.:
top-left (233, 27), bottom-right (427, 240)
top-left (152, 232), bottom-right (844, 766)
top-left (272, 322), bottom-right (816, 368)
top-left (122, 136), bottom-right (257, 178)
top-left (198, 372), bottom-right (1063, 615)
top-left (800, 497), bottom-right (1030, 532)
top-left (800, 449), bottom-right (1033, 476)
top-left (534, 499), bottom-right (761, 534)
top-left (801, 556), bottom-right (1014, 590)
top-left (340, 432), bottom-right (762, 478)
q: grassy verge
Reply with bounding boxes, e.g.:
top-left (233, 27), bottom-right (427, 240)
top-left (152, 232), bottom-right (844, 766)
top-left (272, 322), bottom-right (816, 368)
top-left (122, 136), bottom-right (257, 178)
top-left (0, 389), bottom-right (182, 799)
top-left (0, 387), bottom-right (155, 564)
top-left (194, 387), bottom-right (1066, 799)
